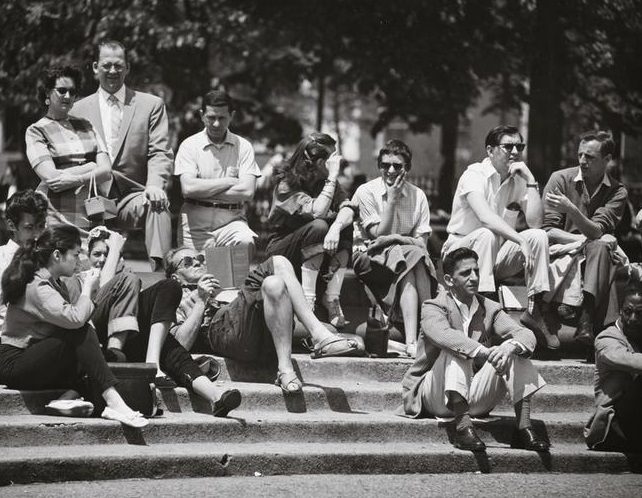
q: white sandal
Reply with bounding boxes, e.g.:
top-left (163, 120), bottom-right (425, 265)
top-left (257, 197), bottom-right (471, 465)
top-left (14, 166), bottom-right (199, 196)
top-left (101, 406), bottom-right (149, 428)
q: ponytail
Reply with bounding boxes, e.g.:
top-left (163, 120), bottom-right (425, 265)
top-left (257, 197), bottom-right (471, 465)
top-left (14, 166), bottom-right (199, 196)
top-left (1, 225), bottom-right (81, 304)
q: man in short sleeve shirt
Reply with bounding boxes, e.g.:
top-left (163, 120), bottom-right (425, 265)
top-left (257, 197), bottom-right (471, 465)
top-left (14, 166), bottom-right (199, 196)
top-left (443, 125), bottom-right (556, 349)
top-left (543, 131), bottom-right (628, 346)
top-left (175, 90), bottom-right (261, 251)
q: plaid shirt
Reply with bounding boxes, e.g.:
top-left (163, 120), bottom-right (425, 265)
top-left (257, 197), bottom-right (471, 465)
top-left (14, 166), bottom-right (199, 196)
top-left (25, 116), bottom-right (108, 228)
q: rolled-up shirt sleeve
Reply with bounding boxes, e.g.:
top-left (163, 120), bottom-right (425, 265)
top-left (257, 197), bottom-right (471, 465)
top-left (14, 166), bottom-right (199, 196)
top-left (591, 185), bottom-right (628, 234)
top-left (353, 185), bottom-right (381, 232)
top-left (412, 193), bottom-right (432, 237)
top-left (28, 281), bottom-right (94, 329)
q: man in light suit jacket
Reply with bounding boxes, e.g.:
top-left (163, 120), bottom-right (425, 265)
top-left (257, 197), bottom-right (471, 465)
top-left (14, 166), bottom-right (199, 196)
top-left (402, 247), bottom-right (549, 452)
top-left (72, 40), bottom-right (174, 270)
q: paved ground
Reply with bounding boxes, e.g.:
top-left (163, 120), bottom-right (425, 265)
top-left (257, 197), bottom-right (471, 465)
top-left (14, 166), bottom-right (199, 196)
top-left (2, 473), bottom-right (641, 497)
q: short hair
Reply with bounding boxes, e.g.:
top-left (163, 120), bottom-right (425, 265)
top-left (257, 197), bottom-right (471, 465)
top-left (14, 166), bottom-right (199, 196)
top-left (377, 139), bottom-right (412, 171)
top-left (5, 190), bottom-right (48, 227)
top-left (94, 39), bottom-right (128, 64)
top-left (622, 280), bottom-right (642, 302)
top-left (485, 125), bottom-right (524, 147)
top-left (164, 247), bottom-right (188, 278)
top-left (201, 90), bottom-right (235, 112)
top-left (442, 247), bottom-right (479, 276)
top-left (579, 130), bottom-right (616, 158)
top-left (37, 66), bottom-right (82, 107)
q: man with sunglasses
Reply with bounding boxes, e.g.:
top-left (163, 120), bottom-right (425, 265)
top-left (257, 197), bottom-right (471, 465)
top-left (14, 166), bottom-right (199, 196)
top-left (542, 131), bottom-right (628, 353)
top-left (352, 140), bottom-right (437, 358)
top-left (166, 248), bottom-right (363, 393)
top-left (174, 90), bottom-right (260, 252)
top-left (72, 40), bottom-right (174, 271)
top-left (442, 125), bottom-right (557, 350)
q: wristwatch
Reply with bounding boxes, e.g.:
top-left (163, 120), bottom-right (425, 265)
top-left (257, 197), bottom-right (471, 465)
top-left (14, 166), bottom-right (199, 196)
top-left (526, 182), bottom-right (539, 189)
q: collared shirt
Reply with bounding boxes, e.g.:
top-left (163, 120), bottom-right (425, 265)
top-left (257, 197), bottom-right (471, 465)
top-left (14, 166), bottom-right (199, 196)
top-left (352, 177), bottom-right (432, 238)
top-left (447, 157), bottom-right (529, 236)
top-left (98, 86), bottom-right (126, 159)
top-left (0, 239), bottom-right (19, 333)
top-left (542, 166), bottom-right (628, 235)
top-left (451, 293), bottom-right (480, 340)
top-left (1, 268), bottom-right (94, 349)
top-left (174, 129), bottom-right (261, 192)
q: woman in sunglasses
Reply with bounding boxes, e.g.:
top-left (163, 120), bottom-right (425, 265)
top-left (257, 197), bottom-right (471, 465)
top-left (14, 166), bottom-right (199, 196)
top-left (352, 140), bottom-right (437, 358)
top-left (71, 227), bottom-right (241, 417)
top-left (25, 66), bottom-right (112, 231)
top-left (266, 133), bottom-right (356, 329)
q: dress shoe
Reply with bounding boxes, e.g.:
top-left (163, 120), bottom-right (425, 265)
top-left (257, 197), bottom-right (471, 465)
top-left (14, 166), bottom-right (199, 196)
top-left (453, 426), bottom-right (486, 451)
top-left (511, 427), bottom-right (550, 451)
top-left (520, 310), bottom-right (561, 350)
top-left (574, 307), bottom-right (594, 346)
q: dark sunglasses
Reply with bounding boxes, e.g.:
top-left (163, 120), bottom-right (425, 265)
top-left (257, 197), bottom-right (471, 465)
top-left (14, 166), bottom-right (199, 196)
top-left (496, 143), bottom-right (526, 153)
top-left (177, 254), bottom-right (205, 268)
top-left (379, 161), bottom-right (405, 171)
top-left (55, 87), bottom-right (78, 97)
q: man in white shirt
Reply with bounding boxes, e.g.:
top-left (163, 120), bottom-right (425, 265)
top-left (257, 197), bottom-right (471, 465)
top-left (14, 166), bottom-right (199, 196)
top-left (72, 40), bottom-right (174, 270)
top-left (442, 125), bottom-right (556, 349)
top-left (402, 247), bottom-right (548, 452)
top-left (174, 90), bottom-right (261, 251)
top-left (0, 190), bottom-right (48, 331)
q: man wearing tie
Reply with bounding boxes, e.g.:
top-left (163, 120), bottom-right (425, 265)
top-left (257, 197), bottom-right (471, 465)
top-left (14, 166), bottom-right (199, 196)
top-left (72, 40), bottom-right (174, 270)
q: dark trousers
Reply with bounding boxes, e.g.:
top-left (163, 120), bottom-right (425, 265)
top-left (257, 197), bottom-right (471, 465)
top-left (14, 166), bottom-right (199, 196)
top-left (0, 326), bottom-right (117, 393)
top-left (126, 279), bottom-right (202, 387)
top-left (92, 271), bottom-right (141, 346)
top-left (608, 376), bottom-right (642, 450)
top-left (583, 240), bottom-right (620, 328)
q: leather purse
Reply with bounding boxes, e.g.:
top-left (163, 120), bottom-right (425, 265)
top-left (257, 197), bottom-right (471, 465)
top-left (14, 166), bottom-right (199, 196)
top-left (84, 173), bottom-right (117, 220)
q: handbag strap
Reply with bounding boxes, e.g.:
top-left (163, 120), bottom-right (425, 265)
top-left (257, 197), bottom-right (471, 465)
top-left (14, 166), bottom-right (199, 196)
top-left (86, 172), bottom-right (98, 199)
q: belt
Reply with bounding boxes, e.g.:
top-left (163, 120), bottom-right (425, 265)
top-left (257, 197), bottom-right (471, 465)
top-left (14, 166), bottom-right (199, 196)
top-left (184, 198), bottom-right (242, 210)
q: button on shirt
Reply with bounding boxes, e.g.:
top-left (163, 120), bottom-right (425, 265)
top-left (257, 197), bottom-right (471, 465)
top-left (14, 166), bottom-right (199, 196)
top-left (447, 158), bottom-right (528, 237)
top-left (98, 86), bottom-right (126, 159)
top-left (352, 177), bottom-right (432, 238)
top-left (174, 129), bottom-right (261, 193)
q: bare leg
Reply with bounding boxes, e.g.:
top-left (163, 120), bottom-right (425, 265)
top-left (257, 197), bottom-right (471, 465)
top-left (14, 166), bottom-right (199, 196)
top-left (399, 271), bottom-right (419, 355)
top-left (191, 375), bottom-right (223, 403)
top-left (102, 387), bottom-right (141, 416)
top-left (261, 275), bottom-right (296, 374)
top-left (272, 255), bottom-right (335, 344)
top-left (146, 321), bottom-right (170, 377)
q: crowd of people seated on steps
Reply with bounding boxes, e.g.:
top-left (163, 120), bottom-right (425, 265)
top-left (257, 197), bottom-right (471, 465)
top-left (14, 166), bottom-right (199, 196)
top-left (0, 38), bottom-right (641, 453)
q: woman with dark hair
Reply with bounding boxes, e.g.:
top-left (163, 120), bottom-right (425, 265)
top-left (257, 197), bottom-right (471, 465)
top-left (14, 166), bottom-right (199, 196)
top-left (266, 133), bottom-right (357, 328)
top-left (0, 225), bottom-right (147, 427)
top-left (25, 66), bottom-right (112, 231)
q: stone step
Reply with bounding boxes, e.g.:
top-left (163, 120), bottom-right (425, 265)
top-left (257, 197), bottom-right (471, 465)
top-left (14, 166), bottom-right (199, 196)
top-left (213, 355), bottom-right (594, 385)
top-left (1, 441), bottom-right (639, 485)
top-left (0, 411), bottom-right (593, 448)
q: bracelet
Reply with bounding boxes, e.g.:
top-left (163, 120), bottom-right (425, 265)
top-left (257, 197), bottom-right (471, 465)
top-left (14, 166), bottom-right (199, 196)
top-left (526, 182), bottom-right (539, 189)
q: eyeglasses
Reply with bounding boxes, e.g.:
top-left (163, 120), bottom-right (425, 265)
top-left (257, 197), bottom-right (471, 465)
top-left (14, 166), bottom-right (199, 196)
top-left (177, 254), bottom-right (205, 269)
top-left (496, 143), bottom-right (526, 153)
top-left (54, 87), bottom-right (78, 97)
top-left (99, 63), bottom-right (126, 73)
top-left (379, 162), bottom-right (405, 171)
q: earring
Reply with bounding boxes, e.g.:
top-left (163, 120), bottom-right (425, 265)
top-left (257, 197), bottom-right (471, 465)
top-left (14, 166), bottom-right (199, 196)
top-left (45, 98), bottom-right (50, 105)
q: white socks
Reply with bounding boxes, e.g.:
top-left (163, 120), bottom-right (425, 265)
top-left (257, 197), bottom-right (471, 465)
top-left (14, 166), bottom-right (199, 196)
top-left (301, 266), bottom-right (319, 309)
top-left (325, 267), bottom-right (346, 302)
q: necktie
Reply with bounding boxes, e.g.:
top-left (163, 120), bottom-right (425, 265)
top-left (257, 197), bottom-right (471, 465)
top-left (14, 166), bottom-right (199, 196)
top-left (108, 94), bottom-right (121, 156)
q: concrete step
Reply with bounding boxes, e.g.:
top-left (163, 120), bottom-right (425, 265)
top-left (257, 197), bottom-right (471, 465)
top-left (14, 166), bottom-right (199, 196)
top-left (0, 411), bottom-right (593, 448)
top-left (1, 441), bottom-right (639, 485)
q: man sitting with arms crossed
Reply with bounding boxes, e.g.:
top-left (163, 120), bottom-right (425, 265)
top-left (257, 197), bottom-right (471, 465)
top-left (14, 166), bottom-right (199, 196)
top-left (402, 248), bottom-right (549, 452)
top-left (165, 248), bottom-right (363, 393)
top-left (585, 281), bottom-right (642, 451)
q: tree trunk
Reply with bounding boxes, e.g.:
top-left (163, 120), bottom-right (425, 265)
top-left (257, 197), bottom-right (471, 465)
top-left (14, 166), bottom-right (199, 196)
top-left (527, 0), bottom-right (565, 182)
top-left (316, 74), bottom-right (325, 131)
top-left (437, 110), bottom-right (459, 211)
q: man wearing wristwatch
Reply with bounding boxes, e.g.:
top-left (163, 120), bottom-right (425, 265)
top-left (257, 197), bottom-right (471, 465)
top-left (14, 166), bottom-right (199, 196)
top-left (175, 90), bottom-right (261, 251)
top-left (442, 125), bottom-right (557, 349)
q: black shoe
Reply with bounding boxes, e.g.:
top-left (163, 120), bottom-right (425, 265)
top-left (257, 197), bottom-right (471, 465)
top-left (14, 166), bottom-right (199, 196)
top-left (153, 374), bottom-right (177, 389)
top-left (105, 347), bottom-right (127, 363)
top-left (453, 426), bottom-right (486, 451)
top-left (511, 427), bottom-right (550, 452)
top-left (574, 329), bottom-right (594, 346)
top-left (212, 389), bottom-right (242, 418)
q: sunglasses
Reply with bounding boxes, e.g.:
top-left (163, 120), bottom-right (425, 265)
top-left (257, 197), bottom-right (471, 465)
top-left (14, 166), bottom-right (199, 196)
top-left (379, 162), bottom-right (405, 171)
top-left (496, 143), bottom-right (526, 153)
top-left (177, 254), bottom-right (205, 269)
top-left (54, 87), bottom-right (78, 97)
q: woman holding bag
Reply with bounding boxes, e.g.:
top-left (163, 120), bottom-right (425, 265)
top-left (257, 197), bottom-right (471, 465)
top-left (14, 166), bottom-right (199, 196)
top-left (25, 66), bottom-right (112, 231)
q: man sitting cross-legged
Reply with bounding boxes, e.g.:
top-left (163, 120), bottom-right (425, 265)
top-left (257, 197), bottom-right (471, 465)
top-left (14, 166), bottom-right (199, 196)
top-left (166, 248), bottom-right (363, 393)
top-left (402, 248), bottom-right (549, 452)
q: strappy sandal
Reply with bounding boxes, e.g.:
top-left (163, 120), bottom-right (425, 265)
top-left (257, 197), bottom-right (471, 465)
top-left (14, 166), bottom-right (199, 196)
top-left (310, 335), bottom-right (362, 359)
top-left (275, 370), bottom-right (303, 394)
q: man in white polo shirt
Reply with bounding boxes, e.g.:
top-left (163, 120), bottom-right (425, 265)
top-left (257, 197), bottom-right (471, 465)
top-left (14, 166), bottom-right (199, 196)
top-left (442, 125), bottom-right (556, 350)
top-left (175, 90), bottom-right (261, 251)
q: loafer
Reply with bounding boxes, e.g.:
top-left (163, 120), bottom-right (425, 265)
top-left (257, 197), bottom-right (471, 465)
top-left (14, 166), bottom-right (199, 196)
top-left (574, 330), bottom-right (594, 346)
top-left (45, 398), bottom-right (94, 417)
top-left (453, 426), bottom-right (486, 451)
top-left (154, 374), bottom-right (177, 389)
top-left (101, 407), bottom-right (149, 428)
top-left (212, 389), bottom-right (242, 418)
top-left (511, 427), bottom-right (550, 451)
